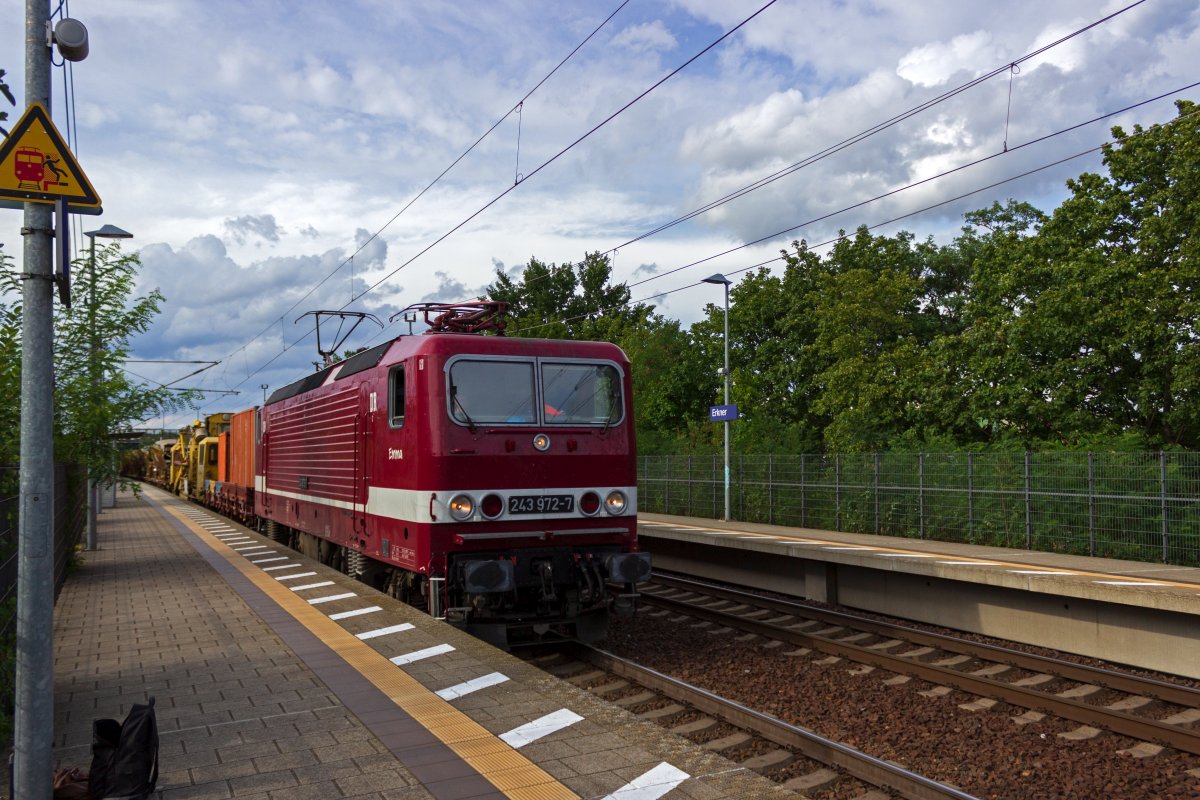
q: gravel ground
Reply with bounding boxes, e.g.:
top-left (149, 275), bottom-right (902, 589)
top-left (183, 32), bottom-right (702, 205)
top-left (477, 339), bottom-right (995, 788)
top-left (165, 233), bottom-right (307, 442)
top-left (605, 610), bottom-right (1200, 799)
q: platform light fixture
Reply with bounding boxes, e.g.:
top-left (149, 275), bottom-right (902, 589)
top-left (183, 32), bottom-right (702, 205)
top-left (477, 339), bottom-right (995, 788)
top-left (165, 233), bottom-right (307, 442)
top-left (84, 225), bottom-right (134, 551)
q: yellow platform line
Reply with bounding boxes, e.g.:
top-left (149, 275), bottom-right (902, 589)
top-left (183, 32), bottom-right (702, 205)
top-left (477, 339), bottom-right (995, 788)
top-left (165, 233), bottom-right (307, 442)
top-left (159, 496), bottom-right (579, 800)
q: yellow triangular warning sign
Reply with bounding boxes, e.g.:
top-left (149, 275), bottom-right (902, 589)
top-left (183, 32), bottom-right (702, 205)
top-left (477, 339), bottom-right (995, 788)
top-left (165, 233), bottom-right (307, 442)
top-left (0, 102), bottom-right (100, 208)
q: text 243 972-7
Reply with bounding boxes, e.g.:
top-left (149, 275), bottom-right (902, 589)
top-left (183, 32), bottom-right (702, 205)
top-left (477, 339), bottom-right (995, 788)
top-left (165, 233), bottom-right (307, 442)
top-left (507, 495), bottom-right (574, 514)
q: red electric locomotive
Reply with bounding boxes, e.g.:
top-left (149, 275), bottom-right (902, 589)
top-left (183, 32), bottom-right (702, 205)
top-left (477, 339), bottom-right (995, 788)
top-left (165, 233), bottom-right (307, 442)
top-left (209, 301), bottom-right (649, 645)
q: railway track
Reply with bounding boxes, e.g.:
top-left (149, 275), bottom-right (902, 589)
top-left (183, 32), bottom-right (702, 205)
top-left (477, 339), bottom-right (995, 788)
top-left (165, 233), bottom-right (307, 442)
top-left (641, 573), bottom-right (1200, 758)
top-left (531, 643), bottom-right (977, 799)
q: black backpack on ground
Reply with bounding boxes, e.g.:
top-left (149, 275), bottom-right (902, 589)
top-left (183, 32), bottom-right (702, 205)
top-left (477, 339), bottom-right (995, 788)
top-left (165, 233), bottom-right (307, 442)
top-left (88, 696), bottom-right (158, 800)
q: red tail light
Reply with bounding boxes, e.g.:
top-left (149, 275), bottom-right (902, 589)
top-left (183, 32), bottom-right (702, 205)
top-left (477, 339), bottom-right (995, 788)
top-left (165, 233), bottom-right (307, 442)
top-left (580, 491), bottom-right (600, 516)
top-left (481, 493), bottom-right (504, 519)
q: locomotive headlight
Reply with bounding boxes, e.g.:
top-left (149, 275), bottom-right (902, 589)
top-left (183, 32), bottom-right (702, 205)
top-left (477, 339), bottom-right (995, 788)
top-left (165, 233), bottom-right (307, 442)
top-left (604, 490), bottom-right (627, 515)
top-left (448, 493), bottom-right (475, 521)
top-left (533, 433), bottom-right (551, 451)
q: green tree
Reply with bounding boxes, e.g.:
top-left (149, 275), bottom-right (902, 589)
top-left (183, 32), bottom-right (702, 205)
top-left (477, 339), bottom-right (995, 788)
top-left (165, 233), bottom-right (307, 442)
top-left (948, 102), bottom-right (1200, 447)
top-left (807, 229), bottom-right (928, 451)
top-left (689, 243), bottom-right (831, 453)
top-left (914, 201), bottom-right (1047, 445)
top-left (618, 314), bottom-right (711, 439)
top-left (0, 244), bottom-right (194, 481)
top-left (489, 251), bottom-right (648, 341)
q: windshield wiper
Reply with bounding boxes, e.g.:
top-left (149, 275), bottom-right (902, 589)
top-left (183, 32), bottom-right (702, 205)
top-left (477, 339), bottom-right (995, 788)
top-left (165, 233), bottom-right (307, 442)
top-left (600, 391), bottom-right (620, 434)
top-left (449, 384), bottom-right (478, 433)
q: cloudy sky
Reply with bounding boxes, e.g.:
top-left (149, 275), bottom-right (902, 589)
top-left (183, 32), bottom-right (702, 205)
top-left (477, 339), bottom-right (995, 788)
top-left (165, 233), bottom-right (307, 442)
top-left (1, 0), bottom-right (1197, 427)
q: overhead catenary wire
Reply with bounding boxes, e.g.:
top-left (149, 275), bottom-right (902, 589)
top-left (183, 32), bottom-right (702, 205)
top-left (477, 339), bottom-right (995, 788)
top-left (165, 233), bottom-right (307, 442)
top-left (190, 0), bottom-right (1156, 407)
top-left (508, 94), bottom-right (1200, 336)
top-left (587, 0), bottom-right (1147, 260)
top-left (198, 0), bottom-right (784, 403)
top-left (404, 0), bottom-right (1150, 314)
top-left (345, 0), bottom-right (785, 308)
top-left (614, 82), bottom-right (1200, 295)
top-left (219, 0), bottom-right (632, 374)
top-left (231, 81), bottom-right (1196, 378)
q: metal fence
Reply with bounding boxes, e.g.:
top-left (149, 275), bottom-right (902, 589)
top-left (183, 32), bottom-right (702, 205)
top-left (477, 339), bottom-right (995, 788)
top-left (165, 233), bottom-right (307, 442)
top-left (638, 452), bottom-right (1200, 566)
top-left (0, 464), bottom-right (87, 741)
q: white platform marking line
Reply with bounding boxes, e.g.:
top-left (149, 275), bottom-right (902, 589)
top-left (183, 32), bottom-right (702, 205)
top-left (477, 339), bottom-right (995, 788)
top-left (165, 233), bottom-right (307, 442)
top-left (329, 606), bottom-right (383, 620)
top-left (234, 546), bottom-right (272, 552)
top-left (1093, 580), bottom-right (1168, 586)
top-left (220, 537), bottom-right (253, 543)
top-left (289, 581), bottom-right (336, 591)
top-left (436, 672), bottom-right (510, 700)
top-left (261, 563), bottom-right (303, 571)
top-left (823, 546), bottom-right (877, 551)
top-left (275, 572), bottom-right (319, 581)
top-left (601, 762), bottom-right (690, 800)
top-left (251, 556), bottom-right (289, 564)
top-left (938, 561), bottom-right (1001, 565)
top-left (308, 592), bottom-right (357, 605)
top-left (1009, 570), bottom-right (1074, 575)
top-left (499, 709), bottom-right (583, 748)
top-left (390, 644), bottom-right (454, 665)
top-left (877, 553), bottom-right (936, 558)
top-left (356, 623), bottom-right (414, 640)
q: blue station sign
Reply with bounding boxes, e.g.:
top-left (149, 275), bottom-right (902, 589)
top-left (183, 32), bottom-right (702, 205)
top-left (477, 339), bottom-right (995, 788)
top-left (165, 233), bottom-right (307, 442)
top-left (709, 404), bottom-right (738, 422)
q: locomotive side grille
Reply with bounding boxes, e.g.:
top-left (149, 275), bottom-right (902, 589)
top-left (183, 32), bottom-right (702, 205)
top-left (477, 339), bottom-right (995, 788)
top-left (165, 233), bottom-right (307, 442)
top-left (266, 386), bottom-right (360, 502)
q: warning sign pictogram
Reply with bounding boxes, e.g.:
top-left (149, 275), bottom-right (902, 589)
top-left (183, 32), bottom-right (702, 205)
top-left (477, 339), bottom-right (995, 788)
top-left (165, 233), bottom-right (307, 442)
top-left (0, 102), bottom-right (100, 208)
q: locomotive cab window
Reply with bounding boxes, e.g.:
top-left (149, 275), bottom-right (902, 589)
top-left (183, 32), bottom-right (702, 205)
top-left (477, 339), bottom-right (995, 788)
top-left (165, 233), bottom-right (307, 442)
top-left (389, 365), bottom-right (405, 428)
top-left (541, 362), bottom-right (623, 425)
top-left (447, 359), bottom-right (536, 425)
top-left (446, 357), bottom-right (623, 427)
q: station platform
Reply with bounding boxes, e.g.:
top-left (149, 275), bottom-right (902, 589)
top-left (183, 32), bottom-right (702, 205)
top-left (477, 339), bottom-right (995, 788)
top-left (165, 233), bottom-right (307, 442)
top-left (638, 513), bottom-right (1200, 680)
top-left (46, 488), bottom-right (795, 800)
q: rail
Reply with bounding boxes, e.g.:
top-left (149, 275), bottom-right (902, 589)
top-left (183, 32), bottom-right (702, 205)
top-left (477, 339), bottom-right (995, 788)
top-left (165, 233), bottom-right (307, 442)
top-left (571, 642), bottom-right (978, 800)
top-left (642, 576), bottom-right (1200, 757)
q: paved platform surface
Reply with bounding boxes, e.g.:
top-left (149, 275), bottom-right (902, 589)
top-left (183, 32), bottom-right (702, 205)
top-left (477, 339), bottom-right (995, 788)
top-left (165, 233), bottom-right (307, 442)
top-left (639, 512), bottom-right (1200, 679)
top-left (40, 489), bottom-right (797, 800)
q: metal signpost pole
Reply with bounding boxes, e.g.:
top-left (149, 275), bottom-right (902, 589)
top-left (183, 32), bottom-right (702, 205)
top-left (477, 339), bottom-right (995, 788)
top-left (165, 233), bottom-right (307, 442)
top-left (721, 281), bottom-right (730, 521)
top-left (702, 273), bottom-right (733, 521)
top-left (15, 0), bottom-right (56, 796)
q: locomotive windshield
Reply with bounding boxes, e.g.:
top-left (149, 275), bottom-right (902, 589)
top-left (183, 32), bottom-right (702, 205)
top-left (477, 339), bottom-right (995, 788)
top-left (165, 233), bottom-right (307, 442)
top-left (541, 362), bottom-right (621, 424)
top-left (446, 358), bottom-right (623, 426)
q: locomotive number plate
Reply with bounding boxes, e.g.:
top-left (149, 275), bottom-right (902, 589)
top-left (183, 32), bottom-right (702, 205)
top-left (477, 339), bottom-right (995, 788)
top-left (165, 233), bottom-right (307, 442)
top-left (508, 494), bottom-right (575, 514)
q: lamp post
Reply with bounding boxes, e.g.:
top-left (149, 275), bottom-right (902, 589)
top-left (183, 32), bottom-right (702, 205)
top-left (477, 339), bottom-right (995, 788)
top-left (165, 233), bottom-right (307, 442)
top-left (84, 225), bottom-right (133, 550)
top-left (702, 273), bottom-right (732, 521)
